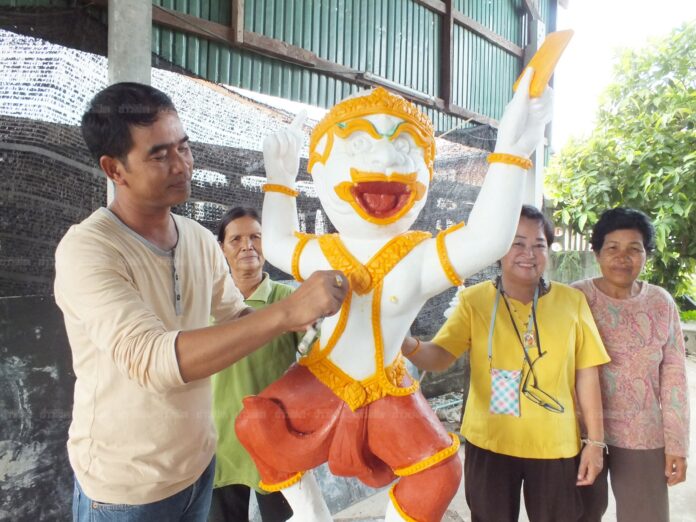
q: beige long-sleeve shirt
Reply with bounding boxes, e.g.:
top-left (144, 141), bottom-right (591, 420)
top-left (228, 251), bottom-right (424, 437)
top-left (54, 208), bottom-right (246, 504)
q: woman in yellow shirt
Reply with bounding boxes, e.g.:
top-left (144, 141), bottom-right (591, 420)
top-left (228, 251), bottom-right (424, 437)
top-left (402, 205), bottom-right (610, 522)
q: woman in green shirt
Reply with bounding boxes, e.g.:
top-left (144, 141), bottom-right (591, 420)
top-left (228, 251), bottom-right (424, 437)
top-left (209, 207), bottom-right (298, 522)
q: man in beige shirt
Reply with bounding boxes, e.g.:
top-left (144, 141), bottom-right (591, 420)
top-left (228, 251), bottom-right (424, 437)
top-left (54, 82), bottom-right (347, 521)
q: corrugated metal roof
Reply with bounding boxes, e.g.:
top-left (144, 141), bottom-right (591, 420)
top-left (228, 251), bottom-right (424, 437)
top-left (455, 0), bottom-right (525, 46)
top-left (10, 0), bottom-right (558, 134)
top-left (153, 0), bottom-right (231, 24)
top-left (151, 1), bottom-right (556, 133)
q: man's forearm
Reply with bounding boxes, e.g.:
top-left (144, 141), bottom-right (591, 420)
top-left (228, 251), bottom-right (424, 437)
top-left (176, 270), bottom-right (348, 382)
top-left (175, 301), bottom-right (292, 382)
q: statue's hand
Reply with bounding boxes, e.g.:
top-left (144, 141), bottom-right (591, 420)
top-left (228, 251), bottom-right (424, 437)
top-left (263, 110), bottom-right (307, 187)
top-left (494, 68), bottom-right (554, 158)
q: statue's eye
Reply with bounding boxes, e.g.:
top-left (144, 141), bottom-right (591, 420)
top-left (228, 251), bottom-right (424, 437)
top-left (393, 136), bottom-right (411, 154)
top-left (348, 134), bottom-right (372, 154)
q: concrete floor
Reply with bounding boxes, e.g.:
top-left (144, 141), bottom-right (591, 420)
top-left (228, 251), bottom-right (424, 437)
top-left (334, 357), bottom-right (696, 522)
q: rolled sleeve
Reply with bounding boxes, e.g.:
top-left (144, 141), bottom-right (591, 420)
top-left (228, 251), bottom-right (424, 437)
top-left (55, 231), bottom-right (185, 393)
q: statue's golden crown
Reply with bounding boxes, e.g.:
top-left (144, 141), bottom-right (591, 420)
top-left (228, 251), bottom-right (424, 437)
top-left (309, 87), bottom-right (435, 157)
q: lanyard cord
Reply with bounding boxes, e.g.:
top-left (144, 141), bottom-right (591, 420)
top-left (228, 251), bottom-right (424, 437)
top-left (501, 288), bottom-right (541, 358)
top-left (487, 278), bottom-right (541, 370)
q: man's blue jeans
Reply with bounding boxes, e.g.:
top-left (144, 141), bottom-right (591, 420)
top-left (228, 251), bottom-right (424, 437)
top-left (72, 457), bottom-right (215, 522)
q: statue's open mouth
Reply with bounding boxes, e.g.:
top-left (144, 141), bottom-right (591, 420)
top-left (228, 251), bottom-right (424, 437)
top-left (352, 181), bottom-right (411, 218)
top-left (334, 170), bottom-right (426, 225)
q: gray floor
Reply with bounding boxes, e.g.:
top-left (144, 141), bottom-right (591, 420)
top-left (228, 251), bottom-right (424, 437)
top-left (334, 356), bottom-right (696, 522)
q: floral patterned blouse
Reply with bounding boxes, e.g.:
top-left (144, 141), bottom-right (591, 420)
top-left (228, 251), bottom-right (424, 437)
top-left (572, 279), bottom-right (690, 457)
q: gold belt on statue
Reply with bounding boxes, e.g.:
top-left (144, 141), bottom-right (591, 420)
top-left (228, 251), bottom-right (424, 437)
top-left (300, 354), bottom-right (419, 411)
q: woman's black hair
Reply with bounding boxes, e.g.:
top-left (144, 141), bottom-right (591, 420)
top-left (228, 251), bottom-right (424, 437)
top-left (590, 207), bottom-right (655, 254)
top-left (520, 204), bottom-right (554, 246)
top-left (216, 207), bottom-right (261, 243)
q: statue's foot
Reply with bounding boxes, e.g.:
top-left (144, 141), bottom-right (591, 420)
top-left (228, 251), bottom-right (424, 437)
top-left (283, 472), bottom-right (332, 522)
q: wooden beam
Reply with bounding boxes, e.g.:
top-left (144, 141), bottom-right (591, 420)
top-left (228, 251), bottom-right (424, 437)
top-left (241, 31), bottom-right (318, 68)
top-left (522, 0), bottom-right (542, 21)
top-left (242, 31), bottom-right (362, 76)
top-left (440, 0), bottom-right (454, 108)
top-left (230, 0), bottom-right (244, 43)
top-left (412, 0), bottom-right (446, 15)
top-left (448, 103), bottom-right (498, 128)
top-left (105, 0), bottom-right (233, 46)
top-left (152, 4), bottom-right (233, 45)
top-left (453, 11), bottom-right (523, 57)
top-left (84, 0), bottom-right (234, 45)
top-left (82, 1), bottom-right (499, 128)
top-left (414, 0), bottom-right (521, 58)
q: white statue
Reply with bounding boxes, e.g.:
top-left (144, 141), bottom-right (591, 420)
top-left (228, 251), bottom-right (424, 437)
top-left (236, 68), bottom-right (553, 521)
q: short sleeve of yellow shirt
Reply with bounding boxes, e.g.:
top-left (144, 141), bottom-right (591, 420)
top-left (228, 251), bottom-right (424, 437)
top-left (432, 280), bottom-right (610, 459)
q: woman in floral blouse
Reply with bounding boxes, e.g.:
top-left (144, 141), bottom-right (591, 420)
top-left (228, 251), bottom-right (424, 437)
top-left (573, 208), bottom-right (690, 522)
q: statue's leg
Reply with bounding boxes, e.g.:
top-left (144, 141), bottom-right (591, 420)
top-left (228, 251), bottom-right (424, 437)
top-left (283, 472), bottom-right (332, 522)
top-left (236, 365), bottom-right (341, 521)
top-left (367, 391), bottom-right (462, 522)
top-left (384, 456), bottom-right (462, 522)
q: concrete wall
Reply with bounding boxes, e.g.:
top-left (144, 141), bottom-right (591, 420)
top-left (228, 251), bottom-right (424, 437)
top-left (0, 296), bottom-right (74, 521)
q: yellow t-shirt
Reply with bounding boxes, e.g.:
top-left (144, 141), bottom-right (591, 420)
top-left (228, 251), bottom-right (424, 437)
top-left (432, 280), bottom-right (609, 459)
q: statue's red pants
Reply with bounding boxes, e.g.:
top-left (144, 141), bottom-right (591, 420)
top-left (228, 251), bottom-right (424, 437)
top-left (235, 364), bottom-right (462, 522)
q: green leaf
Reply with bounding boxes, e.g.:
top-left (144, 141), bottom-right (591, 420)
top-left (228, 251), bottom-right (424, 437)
top-left (578, 213), bottom-right (588, 232)
top-left (546, 21), bottom-right (696, 297)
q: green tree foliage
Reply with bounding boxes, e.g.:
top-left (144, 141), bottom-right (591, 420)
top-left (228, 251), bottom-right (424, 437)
top-left (546, 22), bottom-right (696, 297)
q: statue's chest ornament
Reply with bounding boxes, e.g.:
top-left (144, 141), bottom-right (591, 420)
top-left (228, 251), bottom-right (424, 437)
top-left (318, 231), bottom-right (431, 295)
top-left (298, 231), bottom-right (431, 411)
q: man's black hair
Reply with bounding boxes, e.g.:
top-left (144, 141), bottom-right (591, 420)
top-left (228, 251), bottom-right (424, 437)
top-left (590, 207), bottom-right (656, 254)
top-left (216, 207), bottom-right (261, 243)
top-left (81, 82), bottom-right (177, 162)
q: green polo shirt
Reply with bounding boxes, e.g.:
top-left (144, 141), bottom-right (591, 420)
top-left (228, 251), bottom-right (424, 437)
top-left (211, 274), bottom-right (300, 490)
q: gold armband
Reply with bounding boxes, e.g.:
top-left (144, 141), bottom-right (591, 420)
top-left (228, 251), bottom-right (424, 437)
top-left (291, 232), bottom-right (315, 282)
top-left (487, 153), bottom-right (533, 170)
top-left (262, 183), bottom-right (299, 197)
top-left (436, 222), bottom-right (465, 287)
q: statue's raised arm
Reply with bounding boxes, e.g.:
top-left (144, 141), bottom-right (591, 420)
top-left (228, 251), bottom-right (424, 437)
top-left (420, 67), bottom-right (554, 295)
top-left (261, 111), bottom-right (306, 275)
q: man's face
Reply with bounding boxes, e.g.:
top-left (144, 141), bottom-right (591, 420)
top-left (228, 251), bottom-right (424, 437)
top-left (116, 110), bottom-right (193, 209)
top-left (311, 113), bottom-right (430, 237)
top-left (220, 216), bottom-right (264, 279)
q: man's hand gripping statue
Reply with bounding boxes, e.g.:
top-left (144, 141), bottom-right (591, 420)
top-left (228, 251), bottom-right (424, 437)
top-left (235, 67), bottom-right (553, 522)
